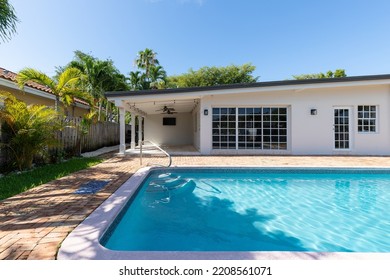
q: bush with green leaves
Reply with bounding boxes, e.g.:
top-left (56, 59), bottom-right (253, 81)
top-left (0, 92), bottom-right (63, 170)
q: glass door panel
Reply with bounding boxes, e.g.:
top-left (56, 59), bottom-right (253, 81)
top-left (334, 108), bottom-right (350, 150)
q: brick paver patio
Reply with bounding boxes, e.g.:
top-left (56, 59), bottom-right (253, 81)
top-left (1, 154), bottom-right (390, 260)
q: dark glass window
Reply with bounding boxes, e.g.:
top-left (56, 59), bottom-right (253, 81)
top-left (212, 107), bottom-right (288, 150)
top-left (357, 105), bottom-right (377, 133)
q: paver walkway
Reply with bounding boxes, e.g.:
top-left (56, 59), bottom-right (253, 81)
top-left (1, 154), bottom-right (390, 260)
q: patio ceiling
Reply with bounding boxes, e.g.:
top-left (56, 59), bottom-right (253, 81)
top-left (123, 97), bottom-right (200, 116)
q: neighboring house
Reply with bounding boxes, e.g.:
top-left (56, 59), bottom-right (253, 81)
top-left (0, 67), bottom-right (90, 117)
top-left (106, 74), bottom-right (390, 156)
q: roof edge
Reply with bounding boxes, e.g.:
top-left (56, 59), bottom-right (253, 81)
top-left (0, 67), bottom-right (90, 107)
top-left (105, 74), bottom-right (390, 98)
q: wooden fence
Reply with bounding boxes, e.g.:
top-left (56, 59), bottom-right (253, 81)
top-left (0, 118), bottom-right (129, 168)
top-left (58, 117), bottom-right (130, 155)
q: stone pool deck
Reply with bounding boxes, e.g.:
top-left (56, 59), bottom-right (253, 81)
top-left (1, 154), bottom-right (390, 260)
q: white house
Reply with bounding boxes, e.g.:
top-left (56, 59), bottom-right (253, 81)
top-left (106, 74), bottom-right (390, 156)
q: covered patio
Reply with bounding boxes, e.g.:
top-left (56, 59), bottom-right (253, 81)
top-left (106, 89), bottom-right (203, 155)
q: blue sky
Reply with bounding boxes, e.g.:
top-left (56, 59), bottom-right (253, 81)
top-left (1, 0), bottom-right (390, 81)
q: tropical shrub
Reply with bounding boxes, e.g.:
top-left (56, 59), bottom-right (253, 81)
top-left (0, 92), bottom-right (63, 170)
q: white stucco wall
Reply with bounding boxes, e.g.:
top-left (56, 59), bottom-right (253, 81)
top-left (290, 85), bottom-right (390, 155)
top-left (144, 113), bottom-right (193, 146)
top-left (199, 84), bottom-right (390, 155)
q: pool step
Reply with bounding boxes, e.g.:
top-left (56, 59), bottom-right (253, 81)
top-left (147, 178), bottom-right (186, 192)
top-left (148, 173), bottom-right (181, 189)
top-left (146, 178), bottom-right (195, 195)
top-left (149, 177), bottom-right (182, 187)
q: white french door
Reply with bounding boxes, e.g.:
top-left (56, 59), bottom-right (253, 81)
top-left (334, 107), bottom-right (351, 150)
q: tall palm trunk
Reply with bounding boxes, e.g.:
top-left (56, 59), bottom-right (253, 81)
top-left (106, 101), bottom-right (110, 121)
top-left (98, 100), bottom-right (102, 122)
top-left (55, 96), bottom-right (60, 112)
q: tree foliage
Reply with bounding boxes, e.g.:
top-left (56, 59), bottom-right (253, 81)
top-left (130, 50), bottom-right (256, 90)
top-left (0, 92), bottom-right (63, 170)
top-left (292, 69), bottom-right (347, 80)
top-left (130, 48), bottom-right (167, 90)
top-left (167, 63), bottom-right (258, 88)
top-left (149, 65), bottom-right (167, 89)
top-left (128, 71), bottom-right (145, 90)
top-left (0, 0), bottom-right (18, 43)
top-left (134, 48), bottom-right (159, 78)
top-left (62, 50), bottom-right (129, 121)
top-left (17, 67), bottom-right (88, 113)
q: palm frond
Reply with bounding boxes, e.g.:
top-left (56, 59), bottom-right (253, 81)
top-left (17, 68), bottom-right (56, 92)
top-left (56, 67), bottom-right (82, 90)
top-left (0, 0), bottom-right (19, 42)
top-left (61, 87), bottom-right (92, 107)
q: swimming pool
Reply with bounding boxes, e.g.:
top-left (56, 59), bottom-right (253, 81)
top-left (58, 167), bottom-right (390, 260)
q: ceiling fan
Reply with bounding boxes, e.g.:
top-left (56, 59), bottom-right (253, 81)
top-left (156, 105), bottom-right (177, 114)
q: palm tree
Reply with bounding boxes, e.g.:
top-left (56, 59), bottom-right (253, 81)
top-left (132, 48), bottom-right (168, 90)
top-left (134, 48), bottom-right (159, 78)
top-left (82, 59), bottom-right (112, 120)
top-left (149, 65), bottom-right (167, 89)
top-left (110, 72), bottom-right (129, 91)
top-left (0, 0), bottom-right (18, 42)
top-left (65, 51), bottom-right (129, 121)
top-left (17, 67), bottom-right (86, 113)
top-left (129, 71), bottom-right (144, 90)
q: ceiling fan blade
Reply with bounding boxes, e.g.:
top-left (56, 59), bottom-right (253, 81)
top-left (156, 105), bottom-right (176, 112)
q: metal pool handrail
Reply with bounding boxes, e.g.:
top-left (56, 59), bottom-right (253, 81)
top-left (140, 140), bottom-right (172, 167)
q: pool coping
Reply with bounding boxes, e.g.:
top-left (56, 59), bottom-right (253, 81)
top-left (57, 165), bottom-right (390, 260)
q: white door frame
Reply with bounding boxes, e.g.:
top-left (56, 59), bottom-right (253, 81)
top-left (333, 106), bottom-right (353, 151)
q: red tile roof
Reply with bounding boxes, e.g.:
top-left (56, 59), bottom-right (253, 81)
top-left (0, 67), bottom-right (90, 106)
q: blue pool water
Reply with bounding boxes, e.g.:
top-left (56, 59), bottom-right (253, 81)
top-left (102, 168), bottom-right (390, 252)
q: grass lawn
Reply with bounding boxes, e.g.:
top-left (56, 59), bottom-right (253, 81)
top-left (0, 157), bottom-right (104, 201)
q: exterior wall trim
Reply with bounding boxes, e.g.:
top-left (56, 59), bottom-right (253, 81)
top-left (0, 78), bottom-right (89, 109)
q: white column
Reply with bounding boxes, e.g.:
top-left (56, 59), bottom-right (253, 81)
top-left (199, 97), bottom-right (212, 155)
top-left (138, 116), bottom-right (143, 145)
top-left (131, 114), bottom-right (136, 150)
top-left (119, 107), bottom-right (126, 154)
